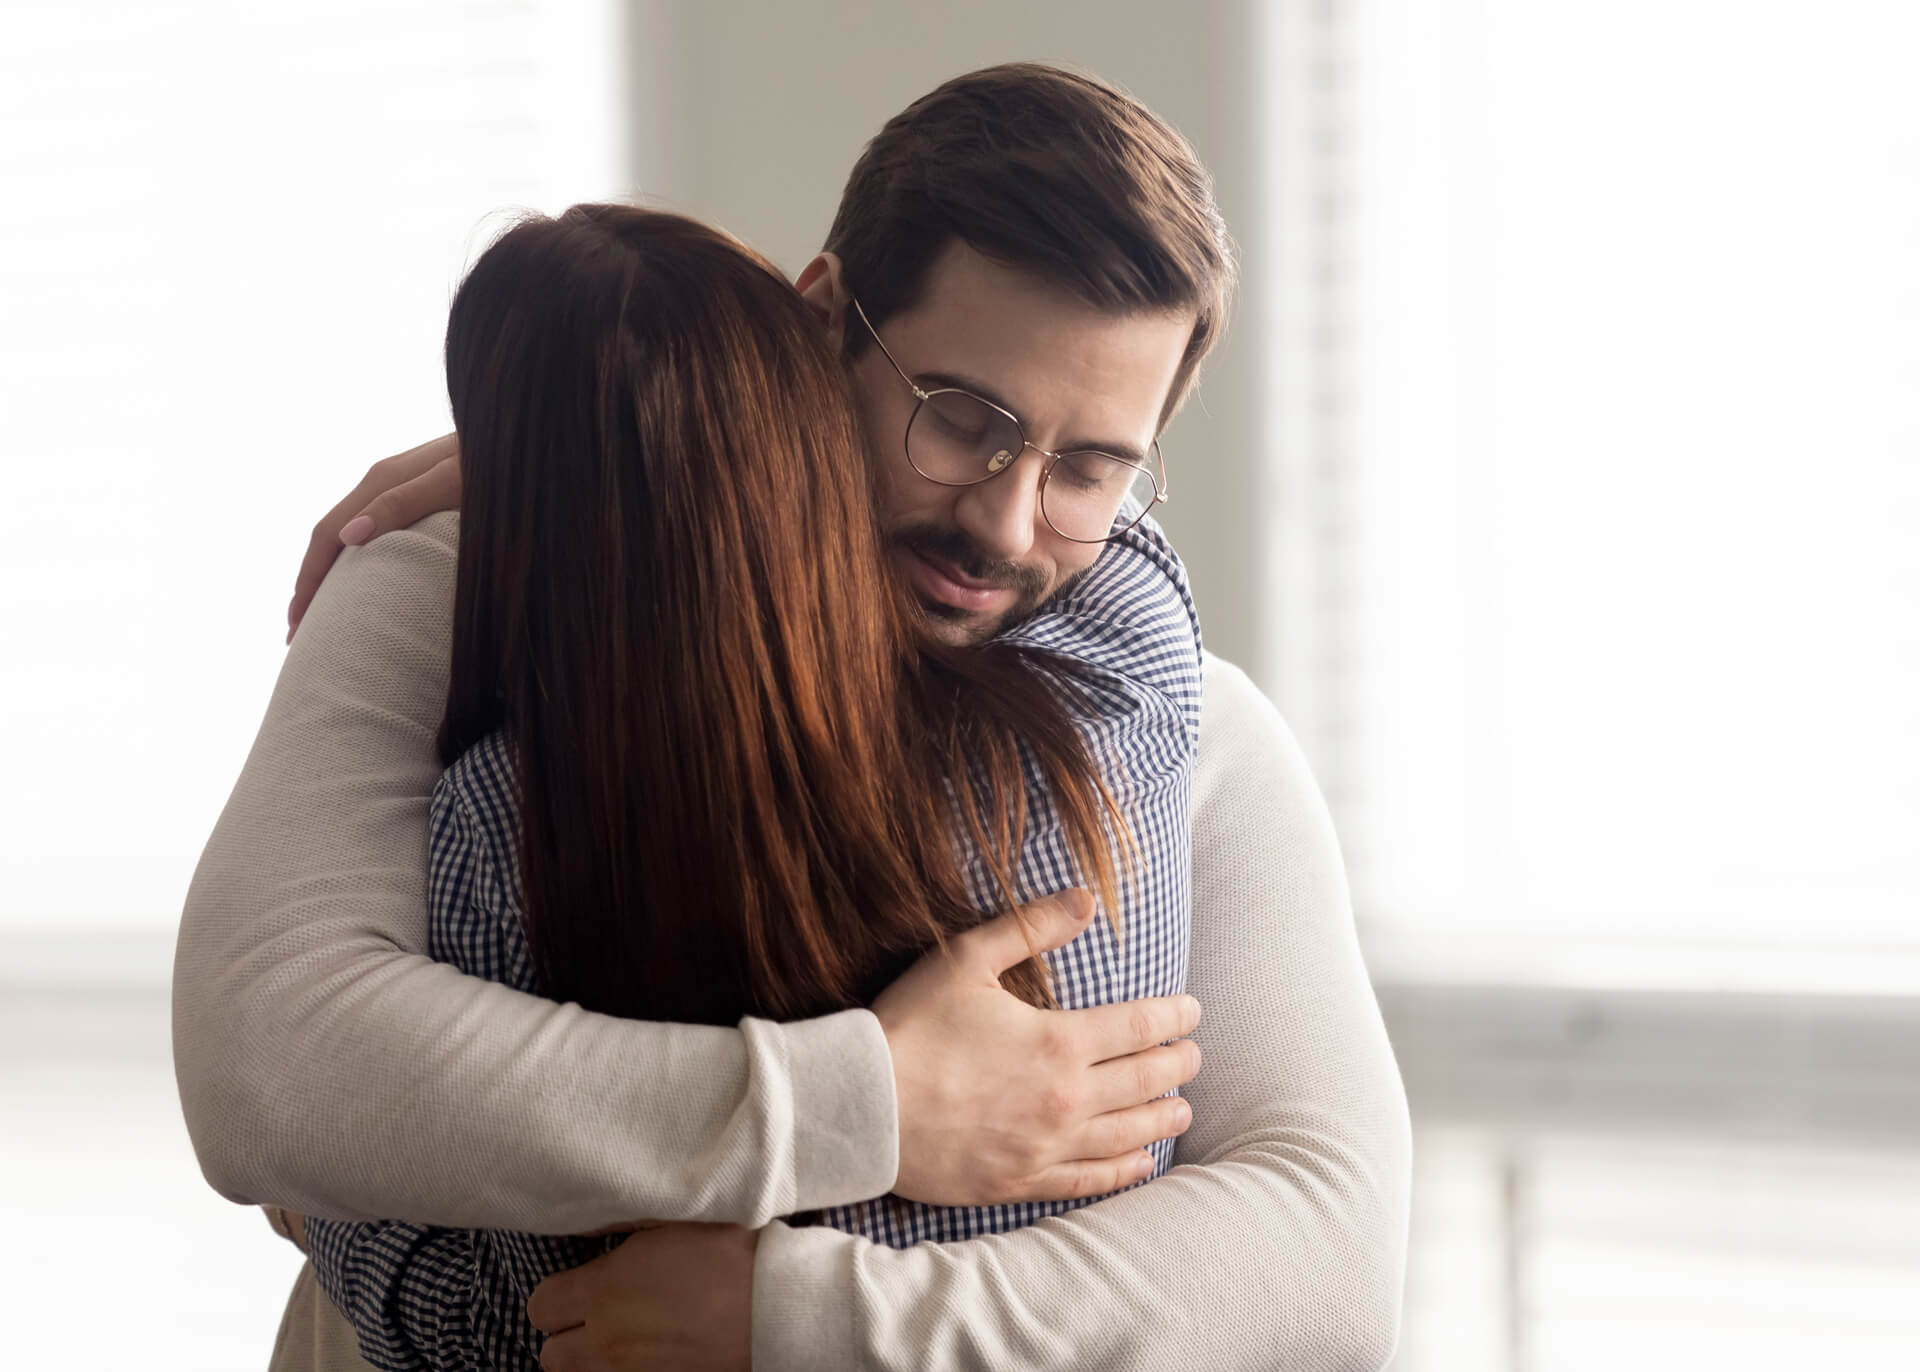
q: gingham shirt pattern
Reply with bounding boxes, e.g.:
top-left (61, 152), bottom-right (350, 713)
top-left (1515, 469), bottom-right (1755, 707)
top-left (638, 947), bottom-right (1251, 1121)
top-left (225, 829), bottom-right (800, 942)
top-left (307, 514), bottom-right (1200, 1371)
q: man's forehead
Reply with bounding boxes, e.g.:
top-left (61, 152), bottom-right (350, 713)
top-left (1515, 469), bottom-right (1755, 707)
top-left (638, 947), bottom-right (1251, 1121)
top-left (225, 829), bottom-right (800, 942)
top-left (881, 251), bottom-right (1193, 445)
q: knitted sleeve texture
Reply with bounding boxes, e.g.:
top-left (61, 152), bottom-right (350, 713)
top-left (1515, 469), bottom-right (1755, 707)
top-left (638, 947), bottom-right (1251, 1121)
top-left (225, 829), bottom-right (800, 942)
top-left (749, 654), bottom-right (1413, 1372)
top-left (172, 512), bottom-right (900, 1234)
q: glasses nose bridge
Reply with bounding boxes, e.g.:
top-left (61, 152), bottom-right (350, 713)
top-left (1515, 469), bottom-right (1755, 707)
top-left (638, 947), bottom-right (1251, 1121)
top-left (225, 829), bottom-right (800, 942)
top-left (977, 416), bottom-right (1050, 479)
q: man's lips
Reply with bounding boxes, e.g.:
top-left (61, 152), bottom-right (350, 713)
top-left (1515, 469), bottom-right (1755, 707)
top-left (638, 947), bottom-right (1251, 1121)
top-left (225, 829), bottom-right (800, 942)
top-left (898, 546), bottom-right (1016, 614)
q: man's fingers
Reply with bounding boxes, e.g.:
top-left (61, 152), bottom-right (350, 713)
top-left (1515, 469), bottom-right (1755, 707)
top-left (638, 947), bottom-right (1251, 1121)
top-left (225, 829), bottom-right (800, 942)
top-left (1083, 1037), bottom-right (1202, 1116)
top-left (1014, 1149), bottom-right (1160, 1204)
top-left (962, 888), bottom-right (1096, 976)
top-left (1071, 992), bottom-right (1202, 1064)
top-left (1075, 1091), bottom-right (1195, 1162)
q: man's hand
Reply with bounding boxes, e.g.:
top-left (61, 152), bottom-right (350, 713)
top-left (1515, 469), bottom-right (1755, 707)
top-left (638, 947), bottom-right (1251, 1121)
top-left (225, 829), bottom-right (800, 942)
top-left (877, 888), bottom-right (1202, 1207)
top-left (287, 434), bottom-right (462, 642)
top-left (527, 1223), bottom-right (754, 1372)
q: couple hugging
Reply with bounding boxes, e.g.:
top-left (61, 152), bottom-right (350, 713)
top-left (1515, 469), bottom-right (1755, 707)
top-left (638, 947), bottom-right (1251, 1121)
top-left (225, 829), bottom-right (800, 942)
top-left (176, 63), bottom-right (1409, 1371)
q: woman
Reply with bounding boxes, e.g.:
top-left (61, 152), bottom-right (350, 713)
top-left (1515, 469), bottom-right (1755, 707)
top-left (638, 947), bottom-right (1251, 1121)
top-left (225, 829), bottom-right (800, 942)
top-left (303, 204), bottom-right (1196, 1370)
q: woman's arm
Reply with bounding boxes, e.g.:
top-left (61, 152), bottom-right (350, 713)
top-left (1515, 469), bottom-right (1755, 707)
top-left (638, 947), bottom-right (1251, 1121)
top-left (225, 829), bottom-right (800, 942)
top-left (302, 1221), bottom-right (480, 1372)
top-left (748, 656), bottom-right (1412, 1371)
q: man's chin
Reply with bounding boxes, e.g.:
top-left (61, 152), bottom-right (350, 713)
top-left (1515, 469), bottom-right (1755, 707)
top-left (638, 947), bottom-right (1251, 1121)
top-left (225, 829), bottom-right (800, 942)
top-left (917, 600), bottom-right (1000, 646)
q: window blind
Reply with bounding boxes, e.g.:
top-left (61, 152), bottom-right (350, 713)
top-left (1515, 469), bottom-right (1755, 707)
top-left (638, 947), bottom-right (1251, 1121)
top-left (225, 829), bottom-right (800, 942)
top-left (1267, 0), bottom-right (1920, 994)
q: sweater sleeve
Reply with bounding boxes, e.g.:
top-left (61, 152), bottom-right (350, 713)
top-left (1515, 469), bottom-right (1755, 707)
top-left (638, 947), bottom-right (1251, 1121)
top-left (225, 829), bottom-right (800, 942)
top-left (171, 511), bottom-right (899, 1233)
top-left (750, 653), bottom-right (1413, 1371)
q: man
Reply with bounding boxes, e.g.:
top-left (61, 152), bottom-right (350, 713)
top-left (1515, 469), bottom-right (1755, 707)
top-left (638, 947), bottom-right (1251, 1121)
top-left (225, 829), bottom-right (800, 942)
top-left (177, 64), bottom-right (1409, 1370)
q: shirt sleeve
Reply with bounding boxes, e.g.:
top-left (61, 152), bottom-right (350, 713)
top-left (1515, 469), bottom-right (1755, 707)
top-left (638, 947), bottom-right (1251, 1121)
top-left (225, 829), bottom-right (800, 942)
top-left (749, 655), bottom-right (1413, 1372)
top-left (301, 1221), bottom-right (481, 1372)
top-left (992, 514), bottom-right (1200, 996)
top-left (172, 511), bottom-right (899, 1234)
top-left (1000, 514), bottom-right (1204, 746)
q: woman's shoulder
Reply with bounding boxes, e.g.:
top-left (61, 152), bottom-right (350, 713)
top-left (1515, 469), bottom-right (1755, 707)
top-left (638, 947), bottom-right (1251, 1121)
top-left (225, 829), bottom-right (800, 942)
top-left (425, 730), bottom-right (538, 984)
top-left (1002, 514), bottom-right (1203, 739)
top-left (1051, 513), bottom-right (1195, 635)
top-left (431, 730), bottom-right (521, 849)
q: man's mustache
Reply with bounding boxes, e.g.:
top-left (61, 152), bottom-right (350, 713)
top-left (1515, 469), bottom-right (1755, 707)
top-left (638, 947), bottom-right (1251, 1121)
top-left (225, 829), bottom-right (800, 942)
top-left (889, 525), bottom-right (1049, 601)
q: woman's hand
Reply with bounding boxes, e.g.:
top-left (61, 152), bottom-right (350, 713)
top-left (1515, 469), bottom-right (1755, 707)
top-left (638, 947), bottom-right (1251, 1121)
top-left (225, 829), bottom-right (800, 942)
top-left (287, 434), bottom-right (462, 642)
top-left (528, 1223), bottom-right (756, 1372)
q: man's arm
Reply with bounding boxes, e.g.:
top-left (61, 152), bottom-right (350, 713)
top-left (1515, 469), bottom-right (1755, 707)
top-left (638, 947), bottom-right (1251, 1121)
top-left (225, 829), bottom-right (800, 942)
top-left (178, 512), bottom-right (888, 1230)
top-left (174, 509), bottom-right (1199, 1232)
top-left (740, 654), bottom-right (1411, 1370)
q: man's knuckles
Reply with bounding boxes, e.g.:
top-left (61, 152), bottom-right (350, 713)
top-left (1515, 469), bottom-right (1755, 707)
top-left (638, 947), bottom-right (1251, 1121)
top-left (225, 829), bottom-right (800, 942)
top-left (1035, 1082), bottom-right (1081, 1129)
top-left (1036, 1020), bottom-right (1077, 1065)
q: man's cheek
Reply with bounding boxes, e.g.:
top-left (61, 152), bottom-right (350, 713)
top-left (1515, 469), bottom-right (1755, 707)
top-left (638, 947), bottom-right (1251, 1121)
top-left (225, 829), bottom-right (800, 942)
top-left (870, 463), bottom-right (911, 525)
top-left (880, 488), bottom-right (947, 540)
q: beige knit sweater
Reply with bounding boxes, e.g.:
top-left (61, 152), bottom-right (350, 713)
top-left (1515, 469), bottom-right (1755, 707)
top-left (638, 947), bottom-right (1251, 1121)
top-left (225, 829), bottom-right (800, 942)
top-left (174, 512), bottom-right (1410, 1370)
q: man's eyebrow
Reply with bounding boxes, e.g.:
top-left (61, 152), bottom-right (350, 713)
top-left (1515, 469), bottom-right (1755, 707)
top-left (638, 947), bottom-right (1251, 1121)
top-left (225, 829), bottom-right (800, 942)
top-left (916, 369), bottom-right (1152, 467)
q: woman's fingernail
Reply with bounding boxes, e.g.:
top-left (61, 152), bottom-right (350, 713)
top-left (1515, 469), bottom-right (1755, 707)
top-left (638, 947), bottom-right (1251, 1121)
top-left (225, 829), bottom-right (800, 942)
top-left (340, 515), bottom-right (375, 545)
top-left (1132, 1154), bottom-right (1155, 1181)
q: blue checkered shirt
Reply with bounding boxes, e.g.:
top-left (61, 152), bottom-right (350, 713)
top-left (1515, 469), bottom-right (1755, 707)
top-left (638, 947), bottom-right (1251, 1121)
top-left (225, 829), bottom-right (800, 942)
top-left (307, 514), bottom-right (1201, 1371)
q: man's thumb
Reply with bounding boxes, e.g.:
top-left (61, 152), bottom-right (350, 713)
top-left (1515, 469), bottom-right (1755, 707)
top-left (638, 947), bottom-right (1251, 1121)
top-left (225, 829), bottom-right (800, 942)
top-left (972, 889), bottom-right (1096, 974)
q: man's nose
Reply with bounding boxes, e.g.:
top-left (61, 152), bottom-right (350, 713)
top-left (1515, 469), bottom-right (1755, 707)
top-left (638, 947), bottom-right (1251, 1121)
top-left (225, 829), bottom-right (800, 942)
top-left (952, 450), bottom-right (1046, 561)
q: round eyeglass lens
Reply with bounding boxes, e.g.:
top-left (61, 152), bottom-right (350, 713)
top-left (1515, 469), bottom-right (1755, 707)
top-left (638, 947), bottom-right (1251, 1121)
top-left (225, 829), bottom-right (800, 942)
top-left (906, 390), bottom-right (1026, 484)
top-left (1042, 451), bottom-right (1160, 542)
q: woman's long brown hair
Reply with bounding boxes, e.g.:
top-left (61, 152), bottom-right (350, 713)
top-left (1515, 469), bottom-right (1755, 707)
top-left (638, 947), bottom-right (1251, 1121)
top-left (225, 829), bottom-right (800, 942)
top-left (442, 204), bottom-right (1125, 1025)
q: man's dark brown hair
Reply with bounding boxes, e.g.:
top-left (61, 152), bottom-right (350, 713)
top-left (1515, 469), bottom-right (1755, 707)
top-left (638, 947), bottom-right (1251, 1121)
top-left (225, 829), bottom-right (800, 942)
top-left (826, 62), bottom-right (1236, 427)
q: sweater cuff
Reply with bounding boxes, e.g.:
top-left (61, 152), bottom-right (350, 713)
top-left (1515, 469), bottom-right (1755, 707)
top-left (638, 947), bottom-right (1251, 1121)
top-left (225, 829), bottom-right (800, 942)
top-left (772, 1007), bottom-right (899, 1211)
top-left (752, 1221), bottom-right (861, 1372)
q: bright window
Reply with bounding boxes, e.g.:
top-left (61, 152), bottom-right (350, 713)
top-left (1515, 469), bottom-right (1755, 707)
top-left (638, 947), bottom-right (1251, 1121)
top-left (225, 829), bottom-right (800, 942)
top-left (1269, 0), bottom-right (1920, 994)
top-left (1, 0), bottom-right (628, 937)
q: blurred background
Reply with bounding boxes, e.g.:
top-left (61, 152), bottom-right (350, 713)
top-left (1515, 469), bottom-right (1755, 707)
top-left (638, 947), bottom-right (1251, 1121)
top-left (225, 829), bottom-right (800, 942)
top-left (4, 1), bottom-right (1917, 1367)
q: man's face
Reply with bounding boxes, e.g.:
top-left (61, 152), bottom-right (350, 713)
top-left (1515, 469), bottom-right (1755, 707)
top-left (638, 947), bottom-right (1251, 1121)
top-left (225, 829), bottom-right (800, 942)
top-left (843, 242), bottom-right (1194, 645)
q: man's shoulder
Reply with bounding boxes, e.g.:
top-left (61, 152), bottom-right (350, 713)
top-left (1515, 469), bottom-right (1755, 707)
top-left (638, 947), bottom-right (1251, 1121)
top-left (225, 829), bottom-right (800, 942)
top-left (348, 508), bottom-right (460, 569)
top-left (1195, 653), bottom-right (1285, 765)
top-left (1197, 653), bottom-right (1265, 732)
top-left (313, 510), bottom-right (462, 631)
top-left (411, 509), bottom-right (461, 551)
top-left (1193, 653), bottom-right (1326, 824)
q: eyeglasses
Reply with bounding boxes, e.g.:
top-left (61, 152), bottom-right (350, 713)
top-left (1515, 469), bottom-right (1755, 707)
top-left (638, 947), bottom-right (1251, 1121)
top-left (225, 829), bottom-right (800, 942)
top-left (850, 297), bottom-right (1168, 545)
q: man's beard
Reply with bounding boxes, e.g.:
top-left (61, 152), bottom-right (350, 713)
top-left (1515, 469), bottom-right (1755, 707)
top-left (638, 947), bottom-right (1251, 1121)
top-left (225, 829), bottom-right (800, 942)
top-left (887, 523), bottom-right (1088, 643)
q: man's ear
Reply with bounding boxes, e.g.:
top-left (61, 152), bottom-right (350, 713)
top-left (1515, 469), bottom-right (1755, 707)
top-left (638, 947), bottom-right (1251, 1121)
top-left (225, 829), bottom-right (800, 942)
top-left (795, 251), bottom-right (849, 352)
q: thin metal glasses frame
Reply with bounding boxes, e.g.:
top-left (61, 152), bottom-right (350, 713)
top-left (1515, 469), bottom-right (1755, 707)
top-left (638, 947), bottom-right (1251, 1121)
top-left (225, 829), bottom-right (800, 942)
top-left (849, 297), bottom-right (1169, 544)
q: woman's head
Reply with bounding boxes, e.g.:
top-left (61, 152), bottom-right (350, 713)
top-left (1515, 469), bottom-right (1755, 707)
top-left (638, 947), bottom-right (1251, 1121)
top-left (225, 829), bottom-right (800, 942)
top-left (445, 206), bottom-right (902, 745)
top-left (442, 205), bottom-right (1123, 1025)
